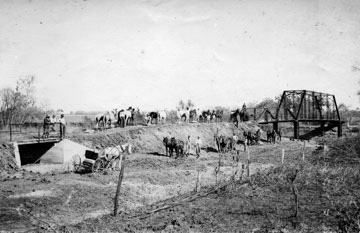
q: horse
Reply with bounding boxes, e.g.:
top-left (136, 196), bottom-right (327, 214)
top-left (146, 112), bottom-right (159, 125)
top-left (199, 110), bottom-right (211, 123)
top-left (127, 107), bottom-right (138, 125)
top-left (214, 135), bottom-right (229, 154)
top-left (118, 107), bottom-right (134, 128)
top-left (210, 110), bottom-right (223, 123)
top-left (158, 110), bottom-right (167, 124)
top-left (177, 108), bottom-right (190, 123)
top-left (230, 109), bottom-right (241, 127)
top-left (95, 111), bottom-right (111, 129)
top-left (98, 143), bottom-right (132, 170)
top-left (266, 130), bottom-right (277, 144)
top-left (240, 109), bottom-right (250, 122)
top-left (163, 137), bottom-right (185, 158)
top-left (243, 131), bottom-right (259, 145)
top-left (215, 110), bottom-right (223, 122)
top-left (276, 129), bottom-right (282, 141)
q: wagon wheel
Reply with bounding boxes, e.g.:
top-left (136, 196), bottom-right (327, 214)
top-left (92, 159), bottom-right (103, 173)
top-left (71, 154), bottom-right (82, 172)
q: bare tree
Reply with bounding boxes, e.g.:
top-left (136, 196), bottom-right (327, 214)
top-left (0, 76), bottom-right (42, 126)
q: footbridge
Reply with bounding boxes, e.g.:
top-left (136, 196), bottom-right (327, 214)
top-left (247, 90), bottom-right (344, 139)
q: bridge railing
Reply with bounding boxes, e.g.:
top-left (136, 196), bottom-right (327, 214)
top-left (0, 122), bottom-right (62, 142)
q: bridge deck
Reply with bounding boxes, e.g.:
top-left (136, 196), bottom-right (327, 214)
top-left (258, 119), bottom-right (344, 124)
top-left (16, 138), bottom-right (61, 145)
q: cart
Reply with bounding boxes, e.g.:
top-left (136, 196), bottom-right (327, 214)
top-left (73, 149), bottom-right (116, 173)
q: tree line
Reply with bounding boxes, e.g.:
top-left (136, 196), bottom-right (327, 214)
top-left (0, 76), bottom-right (45, 127)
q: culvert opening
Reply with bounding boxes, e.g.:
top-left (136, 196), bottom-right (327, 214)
top-left (18, 142), bottom-right (56, 166)
top-left (15, 139), bottom-right (92, 167)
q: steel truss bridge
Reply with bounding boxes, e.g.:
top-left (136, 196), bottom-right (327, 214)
top-left (247, 90), bottom-right (344, 139)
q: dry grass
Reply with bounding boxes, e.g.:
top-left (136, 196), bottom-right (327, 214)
top-left (59, 136), bottom-right (360, 233)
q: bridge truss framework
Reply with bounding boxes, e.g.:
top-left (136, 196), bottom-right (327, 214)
top-left (249, 90), bottom-right (343, 139)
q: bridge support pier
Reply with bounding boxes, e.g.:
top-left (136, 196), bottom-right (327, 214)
top-left (273, 122), bottom-right (278, 132)
top-left (294, 121), bottom-right (299, 139)
top-left (338, 121), bottom-right (342, 137)
top-left (320, 122), bottom-right (325, 136)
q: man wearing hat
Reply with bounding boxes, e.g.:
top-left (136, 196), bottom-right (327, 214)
top-left (43, 115), bottom-right (51, 138)
top-left (59, 114), bottom-right (66, 139)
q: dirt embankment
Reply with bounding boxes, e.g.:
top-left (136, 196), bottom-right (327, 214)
top-left (70, 122), bottom-right (262, 153)
top-left (0, 144), bottom-right (18, 175)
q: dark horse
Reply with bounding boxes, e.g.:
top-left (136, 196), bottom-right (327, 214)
top-left (147, 112), bottom-right (158, 125)
top-left (230, 109), bottom-right (250, 127)
top-left (163, 137), bottom-right (185, 158)
top-left (199, 110), bottom-right (211, 123)
top-left (266, 130), bottom-right (277, 144)
top-left (214, 135), bottom-right (231, 153)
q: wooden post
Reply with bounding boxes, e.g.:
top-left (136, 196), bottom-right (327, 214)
top-left (302, 141), bottom-right (305, 161)
top-left (292, 184), bottom-right (299, 219)
top-left (38, 125), bottom-right (41, 142)
top-left (9, 123), bottom-right (12, 142)
top-left (281, 149), bottom-right (285, 164)
top-left (247, 149), bottom-right (250, 177)
top-left (113, 153), bottom-right (126, 217)
top-left (194, 170), bottom-right (201, 192)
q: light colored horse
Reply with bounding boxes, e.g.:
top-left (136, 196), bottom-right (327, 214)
top-left (95, 111), bottom-right (111, 129)
top-left (177, 109), bottom-right (190, 123)
top-left (158, 110), bottom-right (167, 124)
top-left (99, 143), bottom-right (132, 170)
top-left (118, 107), bottom-right (134, 127)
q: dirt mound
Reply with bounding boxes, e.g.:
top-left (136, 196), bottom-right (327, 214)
top-left (0, 143), bottom-right (18, 174)
top-left (70, 122), bottom-right (262, 153)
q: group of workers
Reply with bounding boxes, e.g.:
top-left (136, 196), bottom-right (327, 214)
top-left (185, 135), bottom-right (202, 158)
top-left (43, 114), bottom-right (66, 139)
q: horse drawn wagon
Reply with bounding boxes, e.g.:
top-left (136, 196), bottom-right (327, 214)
top-left (74, 144), bottom-right (132, 173)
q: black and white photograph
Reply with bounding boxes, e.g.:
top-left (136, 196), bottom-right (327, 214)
top-left (1, 0), bottom-right (360, 232)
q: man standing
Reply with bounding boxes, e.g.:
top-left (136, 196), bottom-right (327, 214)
top-left (195, 136), bottom-right (202, 159)
top-left (232, 133), bottom-right (238, 150)
top-left (59, 114), bottom-right (66, 139)
top-left (186, 135), bottom-right (191, 156)
top-left (43, 115), bottom-right (51, 138)
top-left (50, 114), bottom-right (56, 131)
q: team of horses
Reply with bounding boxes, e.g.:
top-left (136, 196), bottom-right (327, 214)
top-left (163, 137), bottom-right (186, 159)
top-left (94, 107), bottom-right (231, 129)
top-left (94, 107), bottom-right (281, 138)
top-left (95, 107), bottom-right (139, 129)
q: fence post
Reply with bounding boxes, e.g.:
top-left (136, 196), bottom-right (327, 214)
top-left (302, 141), bottom-right (306, 161)
top-left (38, 125), bottom-right (41, 142)
top-left (247, 149), bottom-right (250, 177)
top-left (281, 149), bottom-right (285, 164)
top-left (114, 153), bottom-right (126, 216)
top-left (9, 123), bottom-right (12, 142)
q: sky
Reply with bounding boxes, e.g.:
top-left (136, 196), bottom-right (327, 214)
top-left (1, 0), bottom-right (360, 112)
